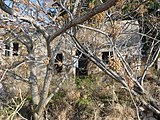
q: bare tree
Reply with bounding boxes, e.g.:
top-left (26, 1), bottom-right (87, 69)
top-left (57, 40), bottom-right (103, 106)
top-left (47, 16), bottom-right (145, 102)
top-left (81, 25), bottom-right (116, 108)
top-left (0, 0), bottom-right (120, 119)
top-left (0, 0), bottom-right (160, 119)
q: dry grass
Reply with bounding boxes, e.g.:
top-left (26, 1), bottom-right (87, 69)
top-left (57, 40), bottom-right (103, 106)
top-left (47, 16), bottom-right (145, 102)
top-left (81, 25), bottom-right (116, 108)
top-left (0, 71), bottom-right (160, 119)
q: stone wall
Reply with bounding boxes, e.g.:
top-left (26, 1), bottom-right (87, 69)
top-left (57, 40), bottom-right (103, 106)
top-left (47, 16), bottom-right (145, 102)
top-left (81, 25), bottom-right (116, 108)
top-left (157, 57), bottom-right (160, 70)
top-left (0, 20), bottom-right (141, 78)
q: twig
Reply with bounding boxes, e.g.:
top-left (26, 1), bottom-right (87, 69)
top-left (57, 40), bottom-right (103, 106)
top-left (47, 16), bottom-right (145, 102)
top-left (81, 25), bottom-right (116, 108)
top-left (0, 68), bottom-right (8, 82)
top-left (7, 96), bottom-right (28, 120)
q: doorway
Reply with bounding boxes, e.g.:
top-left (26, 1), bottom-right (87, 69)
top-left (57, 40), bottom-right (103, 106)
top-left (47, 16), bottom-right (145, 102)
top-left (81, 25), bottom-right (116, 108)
top-left (13, 42), bottom-right (19, 56)
top-left (76, 50), bottom-right (88, 76)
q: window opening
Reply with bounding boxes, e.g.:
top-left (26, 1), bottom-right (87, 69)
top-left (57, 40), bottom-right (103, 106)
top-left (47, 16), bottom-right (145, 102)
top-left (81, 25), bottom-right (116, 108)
top-left (55, 53), bottom-right (63, 73)
top-left (102, 51), bottom-right (113, 64)
top-left (5, 43), bottom-right (10, 56)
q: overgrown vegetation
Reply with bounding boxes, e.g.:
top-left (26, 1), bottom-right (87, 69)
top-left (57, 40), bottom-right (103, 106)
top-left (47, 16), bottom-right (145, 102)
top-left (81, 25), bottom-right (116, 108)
top-left (0, 0), bottom-right (160, 119)
top-left (1, 72), bottom-right (160, 119)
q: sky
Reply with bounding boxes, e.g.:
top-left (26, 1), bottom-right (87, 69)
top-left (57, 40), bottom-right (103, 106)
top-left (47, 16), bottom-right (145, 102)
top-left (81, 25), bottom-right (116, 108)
top-left (3, 0), bottom-right (54, 9)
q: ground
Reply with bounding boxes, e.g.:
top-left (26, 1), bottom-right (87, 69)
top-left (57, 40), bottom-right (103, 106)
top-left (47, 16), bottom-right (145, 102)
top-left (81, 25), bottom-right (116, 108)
top-left (0, 68), bottom-right (160, 120)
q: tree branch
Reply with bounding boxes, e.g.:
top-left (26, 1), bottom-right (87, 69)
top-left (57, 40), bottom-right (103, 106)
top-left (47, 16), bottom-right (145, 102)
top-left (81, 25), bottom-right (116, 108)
top-left (48, 0), bottom-right (118, 43)
top-left (0, 0), bottom-right (13, 15)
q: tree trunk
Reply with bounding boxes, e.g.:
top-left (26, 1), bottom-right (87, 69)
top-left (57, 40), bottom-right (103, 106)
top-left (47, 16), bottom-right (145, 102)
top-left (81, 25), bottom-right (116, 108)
top-left (28, 52), bottom-right (40, 120)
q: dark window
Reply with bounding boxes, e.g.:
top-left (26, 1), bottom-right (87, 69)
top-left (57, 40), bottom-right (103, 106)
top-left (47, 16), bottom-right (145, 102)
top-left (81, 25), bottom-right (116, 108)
top-left (102, 51), bottom-right (113, 64)
top-left (55, 53), bottom-right (63, 73)
top-left (5, 43), bottom-right (10, 56)
top-left (76, 50), bottom-right (88, 76)
top-left (13, 42), bottom-right (19, 56)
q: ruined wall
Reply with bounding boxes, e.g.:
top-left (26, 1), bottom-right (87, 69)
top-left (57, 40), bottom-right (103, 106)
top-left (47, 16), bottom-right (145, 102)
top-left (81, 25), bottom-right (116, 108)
top-left (0, 20), bottom-right (142, 79)
top-left (74, 20), bottom-right (141, 77)
top-left (158, 57), bottom-right (160, 70)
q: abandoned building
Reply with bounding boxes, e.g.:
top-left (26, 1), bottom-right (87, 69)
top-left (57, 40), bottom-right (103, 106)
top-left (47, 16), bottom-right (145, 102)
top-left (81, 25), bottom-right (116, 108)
top-left (0, 20), bottom-right (159, 80)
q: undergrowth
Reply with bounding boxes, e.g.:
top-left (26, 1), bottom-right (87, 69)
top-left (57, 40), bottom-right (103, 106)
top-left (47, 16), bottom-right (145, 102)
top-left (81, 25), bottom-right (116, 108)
top-left (0, 74), bottom-right (160, 120)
